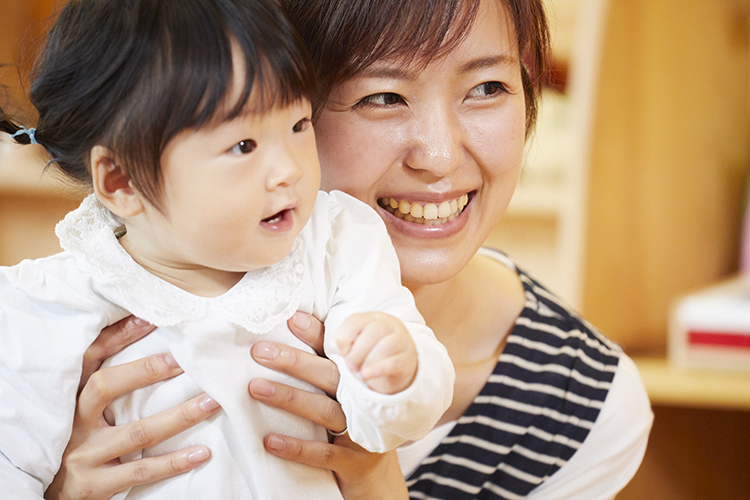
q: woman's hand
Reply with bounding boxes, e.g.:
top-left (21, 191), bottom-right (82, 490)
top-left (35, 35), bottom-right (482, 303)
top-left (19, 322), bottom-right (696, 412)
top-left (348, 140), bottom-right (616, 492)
top-left (46, 317), bottom-right (221, 500)
top-left (248, 312), bottom-right (409, 500)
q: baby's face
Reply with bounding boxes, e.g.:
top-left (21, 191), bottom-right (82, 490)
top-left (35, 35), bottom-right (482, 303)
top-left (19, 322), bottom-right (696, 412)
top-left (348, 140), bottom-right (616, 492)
top-left (138, 94), bottom-right (320, 285)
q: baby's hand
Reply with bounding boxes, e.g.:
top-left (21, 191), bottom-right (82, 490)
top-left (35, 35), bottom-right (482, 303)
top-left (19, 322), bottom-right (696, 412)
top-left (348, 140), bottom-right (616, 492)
top-left (336, 312), bottom-right (417, 395)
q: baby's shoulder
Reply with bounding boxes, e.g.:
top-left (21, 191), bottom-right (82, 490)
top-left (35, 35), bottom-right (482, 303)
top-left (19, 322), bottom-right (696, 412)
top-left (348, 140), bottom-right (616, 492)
top-left (312, 190), bottom-right (384, 227)
top-left (1, 251), bottom-right (112, 314)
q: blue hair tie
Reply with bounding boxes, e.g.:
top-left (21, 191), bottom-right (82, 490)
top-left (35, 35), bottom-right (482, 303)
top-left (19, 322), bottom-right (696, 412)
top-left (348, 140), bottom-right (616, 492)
top-left (10, 126), bottom-right (39, 145)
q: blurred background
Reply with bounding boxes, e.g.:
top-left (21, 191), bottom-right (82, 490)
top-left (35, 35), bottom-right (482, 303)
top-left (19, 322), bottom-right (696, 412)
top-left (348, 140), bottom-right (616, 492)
top-left (2, 0), bottom-right (750, 498)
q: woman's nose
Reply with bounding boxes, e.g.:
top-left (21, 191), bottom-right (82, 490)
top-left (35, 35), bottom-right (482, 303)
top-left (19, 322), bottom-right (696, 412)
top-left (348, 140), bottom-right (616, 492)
top-left (404, 104), bottom-right (465, 176)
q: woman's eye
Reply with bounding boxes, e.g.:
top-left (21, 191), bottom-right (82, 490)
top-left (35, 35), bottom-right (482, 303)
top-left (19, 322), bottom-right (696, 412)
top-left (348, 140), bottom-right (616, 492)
top-left (468, 81), bottom-right (508, 98)
top-left (292, 117), bottom-right (311, 133)
top-left (356, 92), bottom-right (405, 107)
top-left (229, 139), bottom-right (257, 155)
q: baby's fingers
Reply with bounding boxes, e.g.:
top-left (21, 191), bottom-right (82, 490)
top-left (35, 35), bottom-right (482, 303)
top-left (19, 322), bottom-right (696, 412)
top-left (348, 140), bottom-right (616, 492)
top-left (360, 336), bottom-right (417, 394)
top-left (335, 313), bottom-right (374, 357)
top-left (341, 320), bottom-right (392, 373)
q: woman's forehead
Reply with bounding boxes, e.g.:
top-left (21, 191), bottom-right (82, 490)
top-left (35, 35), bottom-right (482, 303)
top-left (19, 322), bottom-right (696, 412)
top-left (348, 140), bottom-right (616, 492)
top-left (348, 0), bottom-right (517, 79)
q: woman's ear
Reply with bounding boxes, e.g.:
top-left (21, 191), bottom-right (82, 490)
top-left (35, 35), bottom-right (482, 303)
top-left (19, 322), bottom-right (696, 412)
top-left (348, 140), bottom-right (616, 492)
top-left (90, 145), bottom-right (145, 218)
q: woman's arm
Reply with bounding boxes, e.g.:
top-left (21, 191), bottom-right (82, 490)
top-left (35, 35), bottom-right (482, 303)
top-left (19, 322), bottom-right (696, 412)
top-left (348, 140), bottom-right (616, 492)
top-left (45, 317), bottom-right (220, 500)
top-left (250, 313), bottom-right (409, 500)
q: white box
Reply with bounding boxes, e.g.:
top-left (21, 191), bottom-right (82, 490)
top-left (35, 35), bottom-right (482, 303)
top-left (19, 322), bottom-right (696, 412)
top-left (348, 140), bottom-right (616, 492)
top-left (669, 276), bottom-right (750, 371)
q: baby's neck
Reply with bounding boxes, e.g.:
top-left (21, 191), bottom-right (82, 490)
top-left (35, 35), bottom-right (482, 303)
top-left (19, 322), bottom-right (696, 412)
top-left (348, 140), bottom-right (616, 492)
top-left (118, 232), bottom-right (244, 298)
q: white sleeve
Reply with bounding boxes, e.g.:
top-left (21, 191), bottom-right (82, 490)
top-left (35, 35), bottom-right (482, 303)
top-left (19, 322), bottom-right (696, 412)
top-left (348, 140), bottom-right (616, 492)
top-left (0, 258), bottom-right (111, 496)
top-left (317, 191), bottom-right (455, 453)
top-left (0, 452), bottom-right (45, 500)
top-left (525, 354), bottom-right (654, 500)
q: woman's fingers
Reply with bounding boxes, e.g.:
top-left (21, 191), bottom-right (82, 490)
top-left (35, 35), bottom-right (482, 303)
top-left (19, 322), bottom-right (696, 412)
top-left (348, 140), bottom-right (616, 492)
top-left (109, 445), bottom-right (211, 489)
top-left (48, 443), bottom-right (212, 500)
top-left (78, 353), bottom-right (184, 420)
top-left (288, 312), bottom-right (325, 355)
top-left (263, 434), bottom-right (409, 500)
top-left (49, 392), bottom-right (219, 500)
top-left (264, 433), bottom-right (348, 469)
top-left (103, 393), bottom-right (221, 462)
top-left (249, 378), bottom-right (346, 433)
top-left (79, 316), bottom-right (155, 393)
top-left (251, 341), bottom-right (339, 396)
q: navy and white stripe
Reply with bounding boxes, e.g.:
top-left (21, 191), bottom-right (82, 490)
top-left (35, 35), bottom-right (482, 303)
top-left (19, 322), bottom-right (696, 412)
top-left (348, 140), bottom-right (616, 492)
top-left (406, 250), bottom-right (621, 499)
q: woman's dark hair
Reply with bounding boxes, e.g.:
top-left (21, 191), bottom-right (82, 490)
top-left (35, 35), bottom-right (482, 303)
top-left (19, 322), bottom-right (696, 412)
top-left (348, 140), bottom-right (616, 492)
top-left (283, 0), bottom-right (549, 137)
top-left (1, 0), bottom-right (316, 207)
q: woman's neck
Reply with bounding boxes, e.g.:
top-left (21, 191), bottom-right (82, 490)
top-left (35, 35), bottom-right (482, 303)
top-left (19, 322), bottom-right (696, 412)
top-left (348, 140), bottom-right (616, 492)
top-left (406, 253), bottom-right (525, 366)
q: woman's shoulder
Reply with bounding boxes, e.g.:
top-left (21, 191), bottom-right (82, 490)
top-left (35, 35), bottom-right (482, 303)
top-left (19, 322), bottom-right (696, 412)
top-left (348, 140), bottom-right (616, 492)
top-left (480, 247), bottom-right (622, 366)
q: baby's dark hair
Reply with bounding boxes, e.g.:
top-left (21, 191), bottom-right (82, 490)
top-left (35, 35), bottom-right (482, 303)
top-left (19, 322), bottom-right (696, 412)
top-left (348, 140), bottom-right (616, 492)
top-left (1, 0), bottom-right (316, 207)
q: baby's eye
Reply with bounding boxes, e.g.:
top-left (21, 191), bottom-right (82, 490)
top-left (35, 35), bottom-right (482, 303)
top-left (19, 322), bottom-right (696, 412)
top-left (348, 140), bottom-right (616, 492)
top-left (356, 92), bottom-right (405, 107)
top-left (229, 139), bottom-right (257, 155)
top-left (292, 117), bottom-right (311, 133)
top-left (467, 81), bottom-right (508, 98)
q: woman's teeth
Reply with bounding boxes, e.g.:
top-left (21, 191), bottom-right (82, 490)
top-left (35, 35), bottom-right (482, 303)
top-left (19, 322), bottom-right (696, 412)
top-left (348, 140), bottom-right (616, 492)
top-left (378, 194), bottom-right (469, 225)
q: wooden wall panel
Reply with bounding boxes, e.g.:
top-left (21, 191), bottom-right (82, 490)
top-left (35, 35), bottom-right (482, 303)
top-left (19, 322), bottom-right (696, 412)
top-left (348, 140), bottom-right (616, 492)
top-left (582, 0), bottom-right (750, 352)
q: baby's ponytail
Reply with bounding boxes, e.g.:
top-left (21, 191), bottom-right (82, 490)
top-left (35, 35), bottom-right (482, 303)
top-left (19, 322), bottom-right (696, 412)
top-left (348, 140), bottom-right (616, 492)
top-left (0, 106), bottom-right (38, 146)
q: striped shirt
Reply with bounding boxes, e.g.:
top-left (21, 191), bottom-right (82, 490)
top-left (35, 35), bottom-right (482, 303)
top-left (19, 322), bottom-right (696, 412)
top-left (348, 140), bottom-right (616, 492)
top-left (406, 250), bottom-right (622, 499)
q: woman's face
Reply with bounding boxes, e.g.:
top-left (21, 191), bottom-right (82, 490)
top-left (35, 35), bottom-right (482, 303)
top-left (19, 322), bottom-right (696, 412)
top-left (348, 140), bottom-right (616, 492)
top-left (314, 0), bottom-right (526, 287)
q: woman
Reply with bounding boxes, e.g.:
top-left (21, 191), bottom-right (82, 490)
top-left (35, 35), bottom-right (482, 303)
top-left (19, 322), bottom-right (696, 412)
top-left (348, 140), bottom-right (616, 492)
top-left (44, 0), bottom-right (653, 498)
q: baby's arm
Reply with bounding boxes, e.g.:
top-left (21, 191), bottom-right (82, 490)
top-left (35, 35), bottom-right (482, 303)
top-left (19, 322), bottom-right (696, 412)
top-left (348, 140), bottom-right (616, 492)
top-left (336, 312), bottom-right (417, 395)
top-left (313, 191), bottom-right (455, 453)
top-left (0, 258), bottom-right (113, 498)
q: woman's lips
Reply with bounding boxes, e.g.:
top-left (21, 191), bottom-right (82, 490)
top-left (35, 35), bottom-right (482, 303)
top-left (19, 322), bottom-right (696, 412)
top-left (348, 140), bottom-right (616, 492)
top-left (377, 193), bottom-right (469, 225)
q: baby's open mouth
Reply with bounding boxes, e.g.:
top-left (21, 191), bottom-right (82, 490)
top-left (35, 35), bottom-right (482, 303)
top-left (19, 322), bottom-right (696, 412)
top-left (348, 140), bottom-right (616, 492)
top-left (377, 194), bottom-right (469, 225)
top-left (262, 210), bottom-right (287, 224)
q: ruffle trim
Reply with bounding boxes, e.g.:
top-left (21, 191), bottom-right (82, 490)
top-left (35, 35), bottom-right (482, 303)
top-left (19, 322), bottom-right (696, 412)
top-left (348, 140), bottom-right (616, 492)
top-left (55, 195), bottom-right (306, 333)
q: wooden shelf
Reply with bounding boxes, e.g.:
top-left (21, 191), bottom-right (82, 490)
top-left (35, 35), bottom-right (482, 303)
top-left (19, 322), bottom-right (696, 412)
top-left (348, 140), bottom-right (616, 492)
top-left (0, 137), bottom-right (78, 196)
top-left (505, 181), bottom-right (564, 218)
top-left (633, 356), bottom-right (750, 411)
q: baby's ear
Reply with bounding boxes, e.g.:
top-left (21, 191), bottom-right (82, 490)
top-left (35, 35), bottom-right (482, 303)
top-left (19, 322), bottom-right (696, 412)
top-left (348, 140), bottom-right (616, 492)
top-left (90, 145), bottom-right (145, 218)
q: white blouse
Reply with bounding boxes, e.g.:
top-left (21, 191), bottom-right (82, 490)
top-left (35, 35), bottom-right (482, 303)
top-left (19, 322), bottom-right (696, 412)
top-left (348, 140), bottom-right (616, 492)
top-left (0, 190), bottom-right (454, 500)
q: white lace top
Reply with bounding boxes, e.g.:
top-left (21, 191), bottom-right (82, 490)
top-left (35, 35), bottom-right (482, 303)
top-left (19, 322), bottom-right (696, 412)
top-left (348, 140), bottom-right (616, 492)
top-left (0, 190), bottom-right (455, 500)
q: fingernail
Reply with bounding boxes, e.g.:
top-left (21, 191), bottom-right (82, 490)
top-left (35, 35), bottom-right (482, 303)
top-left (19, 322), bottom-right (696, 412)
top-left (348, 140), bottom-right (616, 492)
top-left (164, 353), bottom-right (179, 368)
top-left (199, 395), bottom-right (220, 412)
top-left (187, 447), bottom-right (210, 463)
top-left (250, 379), bottom-right (276, 397)
top-left (266, 435), bottom-right (285, 451)
top-left (253, 343), bottom-right (279, 361)
top-left (293, 312), bottom-right (311, 330)
top-left (132, 317), bottom-right (151, 327)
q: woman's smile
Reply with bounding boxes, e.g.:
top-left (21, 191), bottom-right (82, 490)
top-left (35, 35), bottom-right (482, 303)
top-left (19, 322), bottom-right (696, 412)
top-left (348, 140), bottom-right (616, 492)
top-left (377, 193), bottom-right (470, 224)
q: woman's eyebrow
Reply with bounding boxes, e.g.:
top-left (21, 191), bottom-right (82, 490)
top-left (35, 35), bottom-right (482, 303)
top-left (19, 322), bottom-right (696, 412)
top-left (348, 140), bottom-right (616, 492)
top-left (359, 54), bottom-right (517, 81)
top-left (459, 54), bottom-right (517, 74)
top-left (357, 66), bottom-right (414, 81)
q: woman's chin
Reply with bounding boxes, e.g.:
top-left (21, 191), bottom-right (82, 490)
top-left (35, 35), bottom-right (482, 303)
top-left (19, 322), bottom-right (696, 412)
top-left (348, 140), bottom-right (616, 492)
top-left (394, 245), bottom-right (476, 289)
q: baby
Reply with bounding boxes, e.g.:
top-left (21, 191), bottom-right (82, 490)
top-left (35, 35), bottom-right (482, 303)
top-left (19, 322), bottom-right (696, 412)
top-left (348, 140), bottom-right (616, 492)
top-left (0, 0), bottom-right (454, 498)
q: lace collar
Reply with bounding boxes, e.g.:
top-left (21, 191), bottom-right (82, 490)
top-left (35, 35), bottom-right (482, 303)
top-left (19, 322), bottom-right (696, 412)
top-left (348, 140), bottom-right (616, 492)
top-left (55, 195), bottom-right (307, 333)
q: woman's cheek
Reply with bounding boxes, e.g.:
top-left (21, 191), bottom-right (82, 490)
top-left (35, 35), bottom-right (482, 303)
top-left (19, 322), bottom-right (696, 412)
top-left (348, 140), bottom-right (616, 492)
top-left (318, 118), bottom-right (402, 197)
top-left (467, 112), bottom-right (525, 179)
